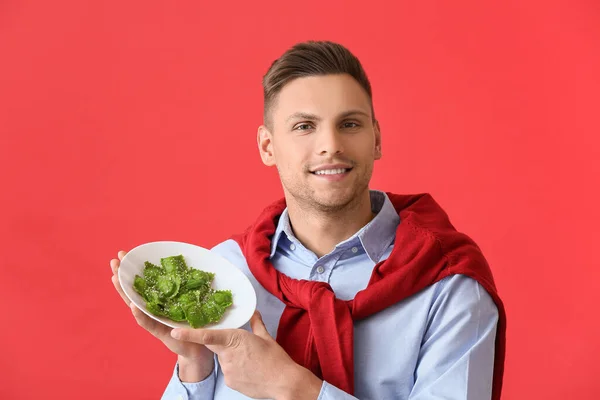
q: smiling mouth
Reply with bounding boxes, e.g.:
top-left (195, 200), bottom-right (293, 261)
top-left (311, 168), bottom-right (352, 175)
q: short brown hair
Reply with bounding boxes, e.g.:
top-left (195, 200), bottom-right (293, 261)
top-left (262, 40), bottom-right (375, 128)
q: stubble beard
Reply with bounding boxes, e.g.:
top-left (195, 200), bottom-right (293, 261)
top-left (279, 165), bottom-right (373, 215)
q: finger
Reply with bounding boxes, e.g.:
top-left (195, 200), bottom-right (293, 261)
top-left (118, 250), bottom-right (127, 261)
top-left (249, 310), bottom-right (270, 339)
top-left (171, 328), bottom-right (236, 347)
top-left (111, 274), bottom-right (131, 306)
top-left (110, 258), bottom-right (120, 274)
top-left (130, 303), bottom-right (172, 340)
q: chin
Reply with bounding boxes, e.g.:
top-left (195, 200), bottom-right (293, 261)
top-left (310, 192), bottom-right (357, 211)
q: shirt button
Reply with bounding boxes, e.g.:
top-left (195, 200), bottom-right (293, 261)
top-left (351, 247), bottom-right (358, 253)
top-left (176, 395), bottom-right (184, 400)
top-left (316, 266), bottom-right (325, 274)
top-left (290, 243), bottom-right (296, 251)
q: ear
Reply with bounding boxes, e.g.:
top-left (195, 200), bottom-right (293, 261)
top-left (374, 120), bottom-right (382, 160)
top-left (257, 125), bottom-right (276, 166)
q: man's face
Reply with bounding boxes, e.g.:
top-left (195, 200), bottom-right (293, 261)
top-left (258, 74), bottom-right (382, 212)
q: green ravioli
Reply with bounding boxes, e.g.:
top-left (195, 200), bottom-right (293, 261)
top-left (132, 255), bottom-right (233, 328)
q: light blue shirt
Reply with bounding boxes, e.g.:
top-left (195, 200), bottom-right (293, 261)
top-left (162, 191), bottom-right (499, 400)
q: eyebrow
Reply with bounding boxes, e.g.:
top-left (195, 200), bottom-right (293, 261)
top-left (285, 110), bottom-right (372, 124)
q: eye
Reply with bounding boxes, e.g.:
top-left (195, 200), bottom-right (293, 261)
top-left (341, 121), bottom-right (360, 129)
top-left (294, 123), bottom-right (314, 131)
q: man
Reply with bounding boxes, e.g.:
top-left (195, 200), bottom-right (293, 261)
top-left (110, 41), bottom-right (505, 400)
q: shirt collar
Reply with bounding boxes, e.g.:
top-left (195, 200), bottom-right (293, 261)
top-left (270, 207), bottom-right (293, 258)
top-left (270, 190), bottom-right (400, 263)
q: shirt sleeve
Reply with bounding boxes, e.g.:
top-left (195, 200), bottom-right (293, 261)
top-left (408, 275), bottom-right (499, 400)
top-left (160, 361), bottom-right (216, 400)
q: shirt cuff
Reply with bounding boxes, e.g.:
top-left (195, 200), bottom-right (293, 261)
top-left (160, 362), bottom-right (216, 400)
top-left (317, 381), bottom-right (359, 400)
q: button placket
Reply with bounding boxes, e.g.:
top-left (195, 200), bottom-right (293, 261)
top-left (311, 259), bottom-right (330, 281)
top-left (311, 251), bottom-right (344, 282)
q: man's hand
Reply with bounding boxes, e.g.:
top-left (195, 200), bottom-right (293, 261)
top-left (110, 250), bottom-right (215, 382)
top-left (171, 311), bottom-right (323, 400)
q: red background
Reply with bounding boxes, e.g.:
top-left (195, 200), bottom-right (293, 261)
top-left (1, 1), bottom-right (598, 399)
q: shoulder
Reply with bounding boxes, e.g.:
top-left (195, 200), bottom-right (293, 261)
top-left (209, 239), bottom-right (254, 280)
top-left (430, 274), bottom-right (499, 322)
top-left (210, 238), bottom-right (246, 263)
top-left (209, 239), bottom-right (260, 289)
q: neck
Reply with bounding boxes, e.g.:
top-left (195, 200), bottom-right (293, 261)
top-left (286, 190), bottom-right (375, 258)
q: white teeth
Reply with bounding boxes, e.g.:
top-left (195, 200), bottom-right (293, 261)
top-left (314, 168), bottom-right (347, 175)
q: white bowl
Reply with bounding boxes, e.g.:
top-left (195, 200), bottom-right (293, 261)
top-left (118, 241), bottom-right (256, 329)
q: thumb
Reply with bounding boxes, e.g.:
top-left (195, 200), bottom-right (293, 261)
top-left (250, 310), bottom-right (271, 339)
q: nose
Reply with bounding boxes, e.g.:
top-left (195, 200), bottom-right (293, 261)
top-left (316, 125), bottom-right (344, 156)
